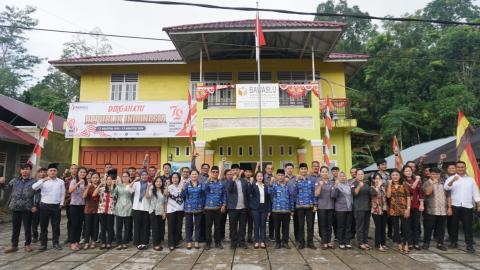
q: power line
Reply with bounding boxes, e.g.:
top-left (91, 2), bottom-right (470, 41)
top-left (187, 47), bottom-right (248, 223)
top-left (0, 24), bottom-right (478, 63)
top-left (123, 0), bottom-right (480, 26)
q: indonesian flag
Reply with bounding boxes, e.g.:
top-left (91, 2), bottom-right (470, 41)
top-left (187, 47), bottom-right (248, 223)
top-left (325, 98), bottom-right (333, 131)
top-left (28, 144), bottom-right (42, 165)
top-left (392, 135), bottom-right (404, 168)
top-left (255, 13), bottom-right (266, 62)
top-left (46, 111), bottom-right (55, 131)
top-left (456, 111), bottom-right (480, 189)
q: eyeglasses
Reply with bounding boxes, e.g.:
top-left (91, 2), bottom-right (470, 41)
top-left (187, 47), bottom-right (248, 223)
top-left (211, 171), bottom-right (219, 173)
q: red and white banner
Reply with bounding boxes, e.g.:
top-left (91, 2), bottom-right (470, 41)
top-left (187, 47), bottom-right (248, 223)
top-left (66, 101), bottom-right (190, 138)
top-left (195, 84), bottom-right (234, 102)
top-left (279, 84), bottom-right (319, 99)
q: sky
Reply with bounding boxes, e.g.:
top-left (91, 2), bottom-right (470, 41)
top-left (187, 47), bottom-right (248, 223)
top-left (1, 0), bottom-right (457, 83)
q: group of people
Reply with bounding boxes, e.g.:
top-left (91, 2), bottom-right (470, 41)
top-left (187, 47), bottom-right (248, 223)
top-left (1, 153), bottom-right (479, 255)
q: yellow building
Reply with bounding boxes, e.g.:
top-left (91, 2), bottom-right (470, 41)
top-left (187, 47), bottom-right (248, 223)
top-left (50, 19), bottom-right (367, 174)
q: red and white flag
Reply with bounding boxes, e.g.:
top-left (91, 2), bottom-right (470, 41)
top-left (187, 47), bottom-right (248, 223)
top-left (46, 111), bottom-right (55, 131)
top-left (186, 90), bottom-right (197, 145)
top-left (255, 12), bottom-right (266, 62)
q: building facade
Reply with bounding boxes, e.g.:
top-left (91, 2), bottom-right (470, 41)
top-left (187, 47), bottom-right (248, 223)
top-left (51, 19), bottom-right (367, 174)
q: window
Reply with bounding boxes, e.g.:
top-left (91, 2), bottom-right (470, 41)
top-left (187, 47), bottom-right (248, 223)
top-left (227, 146), bottom-right (232, 156)
top-left (248, 146), bottom-right (254, 156)
top-left (267, 145), bottom-right (273, 156)
top-left (322, 145), bottom-right (327, 154)
top-left (110, 74), bottom-right (138, 101)
top-left (287, 145), bottom-right (293, 156)
top-left (191, 72), bottom-right (233, 107)
top-left (279, 145), bottom-right (285, 156)
top-left (238, 72), bottom-right (272, 82)
top-left (175, 147), bottom-right (180, 157)
top-left (0, 152), bottom-right (6, 177)
top-left (238, 146), bottom-right (244, 157)
top-left (185, 146), bottom-right (190, 156)
top-left (332, 145), bottom-right (337, 155)
top-left (219, 146), bottom-right (224, 156)
top-left (18, 155), bottom-right (29, 167)
top-left (277, 71), bottom-right (318, 107)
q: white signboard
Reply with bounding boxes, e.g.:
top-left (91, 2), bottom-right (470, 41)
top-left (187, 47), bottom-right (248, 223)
top-left (236, 83), bottom-right (279, 109)
top-left (65, 101), bottom-right (191, 138)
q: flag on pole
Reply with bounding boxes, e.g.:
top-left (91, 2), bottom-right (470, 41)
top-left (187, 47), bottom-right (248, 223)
top-left (255, 12), bottom-right (266, 63)
top-left (323, 98), bottom-right (333, 166)
top-left (28, 144), bottom-right (42, 165)
top-left (456, 111), bottom-right (480, 189)
top-left (46, 111), bottom-right (55, 131)
top-left (186, 90), bottom-right (197, 145)
top-left (392, 135), bottom-right (404, 168)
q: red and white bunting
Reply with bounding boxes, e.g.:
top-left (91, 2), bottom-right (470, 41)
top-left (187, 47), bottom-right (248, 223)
top-left (28, 112), bottom-right (54, 165)
top-left (187, 90), bottom-right (197, 145)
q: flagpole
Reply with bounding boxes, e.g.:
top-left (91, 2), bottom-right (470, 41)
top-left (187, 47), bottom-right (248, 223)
top-left (256, 3), bottom-right (263, 172)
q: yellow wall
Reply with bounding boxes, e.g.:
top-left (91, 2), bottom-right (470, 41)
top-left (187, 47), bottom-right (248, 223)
top-left (74, 58), bottom-right (354, 170)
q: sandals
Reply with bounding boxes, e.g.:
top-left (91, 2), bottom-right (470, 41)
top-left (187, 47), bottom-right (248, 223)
top-left (153, 246), bottom-right (162, 251)
top-left (328, 243), bottom-right (335, 249)
top-left (254, 243), bottom-right (259, 249)
top-left (260, 242), bottom-right (266, 249)
top-left (186, 243), bottom-right (192, 250)
top-left (194, 242), bottom-right (200, 249)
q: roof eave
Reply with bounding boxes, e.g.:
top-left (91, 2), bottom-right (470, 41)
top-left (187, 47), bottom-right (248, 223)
top-left (167, 27), bottom-right (344, 35)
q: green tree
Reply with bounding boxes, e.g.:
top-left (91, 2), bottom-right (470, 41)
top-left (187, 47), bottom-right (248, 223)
top-left (0, 5), bottom-right (41, 98)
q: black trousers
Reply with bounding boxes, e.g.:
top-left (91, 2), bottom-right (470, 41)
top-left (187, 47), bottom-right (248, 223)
top-left (391, 215), bottom-right (409, 245)
top-left (32, 210), bottom-right (40, 240)
top-left (11, 210), bottom-right (32, 247)
top-left (116, 216), bottom-right (131, 245)
top-left (293, 211), bottom-right (299, 241)
top-left (295, 208), bottom-right (314, 245)
top-left (372, 213), bottom-right (387, 247)
top-left (408, 208), bottom-right (421, 246)
top-left (39, 203), bottom-right (61, 246)
top-left (335, 211), bottom-right (352, 245)
top-left (317, 209), bottom-right (334, 244)
top-left (228, 209), bottom-right (248, 245)
top-left (386, 215), bottom-right (393, 238)
top-left (450, 206), bottom-right (474, 247)
top-left (354, 210), bottom-right (370, 245)
top-left (150, 213), bottom-right (165, 246)
top-left (332, 211), bottom-right (337, 238)
top-left (447, 215), bottom-right (454, 243)
top-left (268, 214), bottom-right (275, 239)
top-left (205, 209), bottom-right (222, 244)
top-left (247, 211), bottom-right (253, 241)
top-left (65, 205), bottom-right (72, 242)
top-left (133, 210), bottom-right (150, 246)
top-left (199, 213), bottom-right (206, 242)
top-left (423, 214), bottom-right (446, 245)
top-left (273, 212), bottom-right (290, 244)
top-left (69, 205), bottom-right (85, 243)
top-left (167, 211), bottom-right (184, 248)
top-left (99, 214), bottom-right (115, 244)
top-left (220, 211), bottom-right (228, 240)
top-left (84, 213), bottom-right (99, 243)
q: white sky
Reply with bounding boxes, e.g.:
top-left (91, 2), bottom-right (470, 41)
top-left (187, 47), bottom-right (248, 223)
top-left (2, 0), bottom-right (473, 83)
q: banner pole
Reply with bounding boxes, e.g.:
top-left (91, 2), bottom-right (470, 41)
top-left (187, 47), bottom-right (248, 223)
top-left (257, 3), bottom-right (263, 172)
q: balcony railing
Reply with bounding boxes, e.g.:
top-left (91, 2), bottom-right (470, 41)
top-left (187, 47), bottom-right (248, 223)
top-left (320, 98), bottom-right (352, 119)
top-left (204, 92), bottom-right (312, 109)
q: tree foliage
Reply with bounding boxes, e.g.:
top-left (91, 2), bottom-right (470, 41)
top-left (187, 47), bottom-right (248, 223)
top-left (316, 0), bottom-right (480, 160)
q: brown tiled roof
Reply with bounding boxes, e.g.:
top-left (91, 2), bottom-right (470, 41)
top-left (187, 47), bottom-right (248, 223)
top-left (49, 50), bottom-right (183, 65)
top-left (49, 50), bottom-right (367, 65)
top-left (0, 95), bottom-right (65, 131)
top-left (163, 19), bottom-right (345, 32)
top-left (326, 53), bottom-right (369, 60)
top-left (0, 120), bottom-right (37, 145)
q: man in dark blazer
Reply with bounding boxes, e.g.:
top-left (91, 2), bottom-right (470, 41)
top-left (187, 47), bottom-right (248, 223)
top-left (226, 164), bottom-right (250, 249)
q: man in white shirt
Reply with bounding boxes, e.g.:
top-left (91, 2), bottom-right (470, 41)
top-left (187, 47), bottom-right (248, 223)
top-left (32, 163), bottom-right (65, 251)
top-left (444, 161), bottom-right (480, 253)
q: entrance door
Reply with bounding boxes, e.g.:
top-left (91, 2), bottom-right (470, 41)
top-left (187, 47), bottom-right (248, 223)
top-left (80, 147), bottom-right (161, 174)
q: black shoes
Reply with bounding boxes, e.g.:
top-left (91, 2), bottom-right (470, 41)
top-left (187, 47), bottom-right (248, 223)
top-left (275, 243), bottom-right (281, 249)
top-left (282, 243), bottom-right (291, 249)
top-left (215, 243), bottom-right (224, 249)
top-left (205, 243), bottom-right (211, 250)
top-left (39, 245), bottom-right (47, 251)
top-left (449, 242), bottom-right (458, 249)
top-left (307, 243), bottom-right (317, 250)
top-left (466, 246), bottom-right (475, 253)
top-left (298, 243), bottom-right (305, 249)
top-left (53, 244), bottom-right (62, 250)
top-left (238, 243), bottom-right (248, 249)
top-left (422, 244), bottom-right (430, 250)
top-left (436, 245), bottom-right (447, 251)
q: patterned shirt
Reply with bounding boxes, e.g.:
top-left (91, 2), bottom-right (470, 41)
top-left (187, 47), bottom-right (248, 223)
top-left (204, 180), bottom-right (226, 210)
top-left (423, 180), bottom-right (448, 216)
top-left (406, 178), bottom-right (424, 209)
top-left (69, 180), bottom-right (85, 206)
top-left (4, 177), bottom-right (36, 211)
top-left (388, 183), bottom-right (410, 217)
top-left (185, 182), bottom-right (204, 213)
top-left (111, 184), bottom-right (133, 217)
top-left (97, 187), bottom-right (116, 215)
top-left (84, 185), bottom-right (99, 214)
top-left (370, 186), bottom-right (387, 215)
top-left (149, 190), bottom-right (165, 216)
top-left (294, 177), bottom-right (316, 208)
top-left (268, 182), bottom-right (294, 213)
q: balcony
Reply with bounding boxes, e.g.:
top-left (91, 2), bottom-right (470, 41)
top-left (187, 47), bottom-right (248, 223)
top-left (203, 92), bottom-right (312, 109)
top-left (320, 98), bottom-right (352, 119)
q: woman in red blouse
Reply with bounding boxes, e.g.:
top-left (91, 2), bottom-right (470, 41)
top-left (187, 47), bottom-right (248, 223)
top-left (401, 165), bottom-right (424, 250)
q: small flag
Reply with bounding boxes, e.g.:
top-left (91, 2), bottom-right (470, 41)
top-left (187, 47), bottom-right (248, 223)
top-left (456, 111), bottom-right (480, 189)
top-left (255, 12), bottom-right (266, 62)
top-left (392, 135), bottom-right (404, 167)
top-left (46, 112), bottom-right (55, 131)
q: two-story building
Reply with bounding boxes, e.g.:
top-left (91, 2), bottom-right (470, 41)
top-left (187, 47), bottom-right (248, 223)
top-left (50, 19), bottom-right (367, 174)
